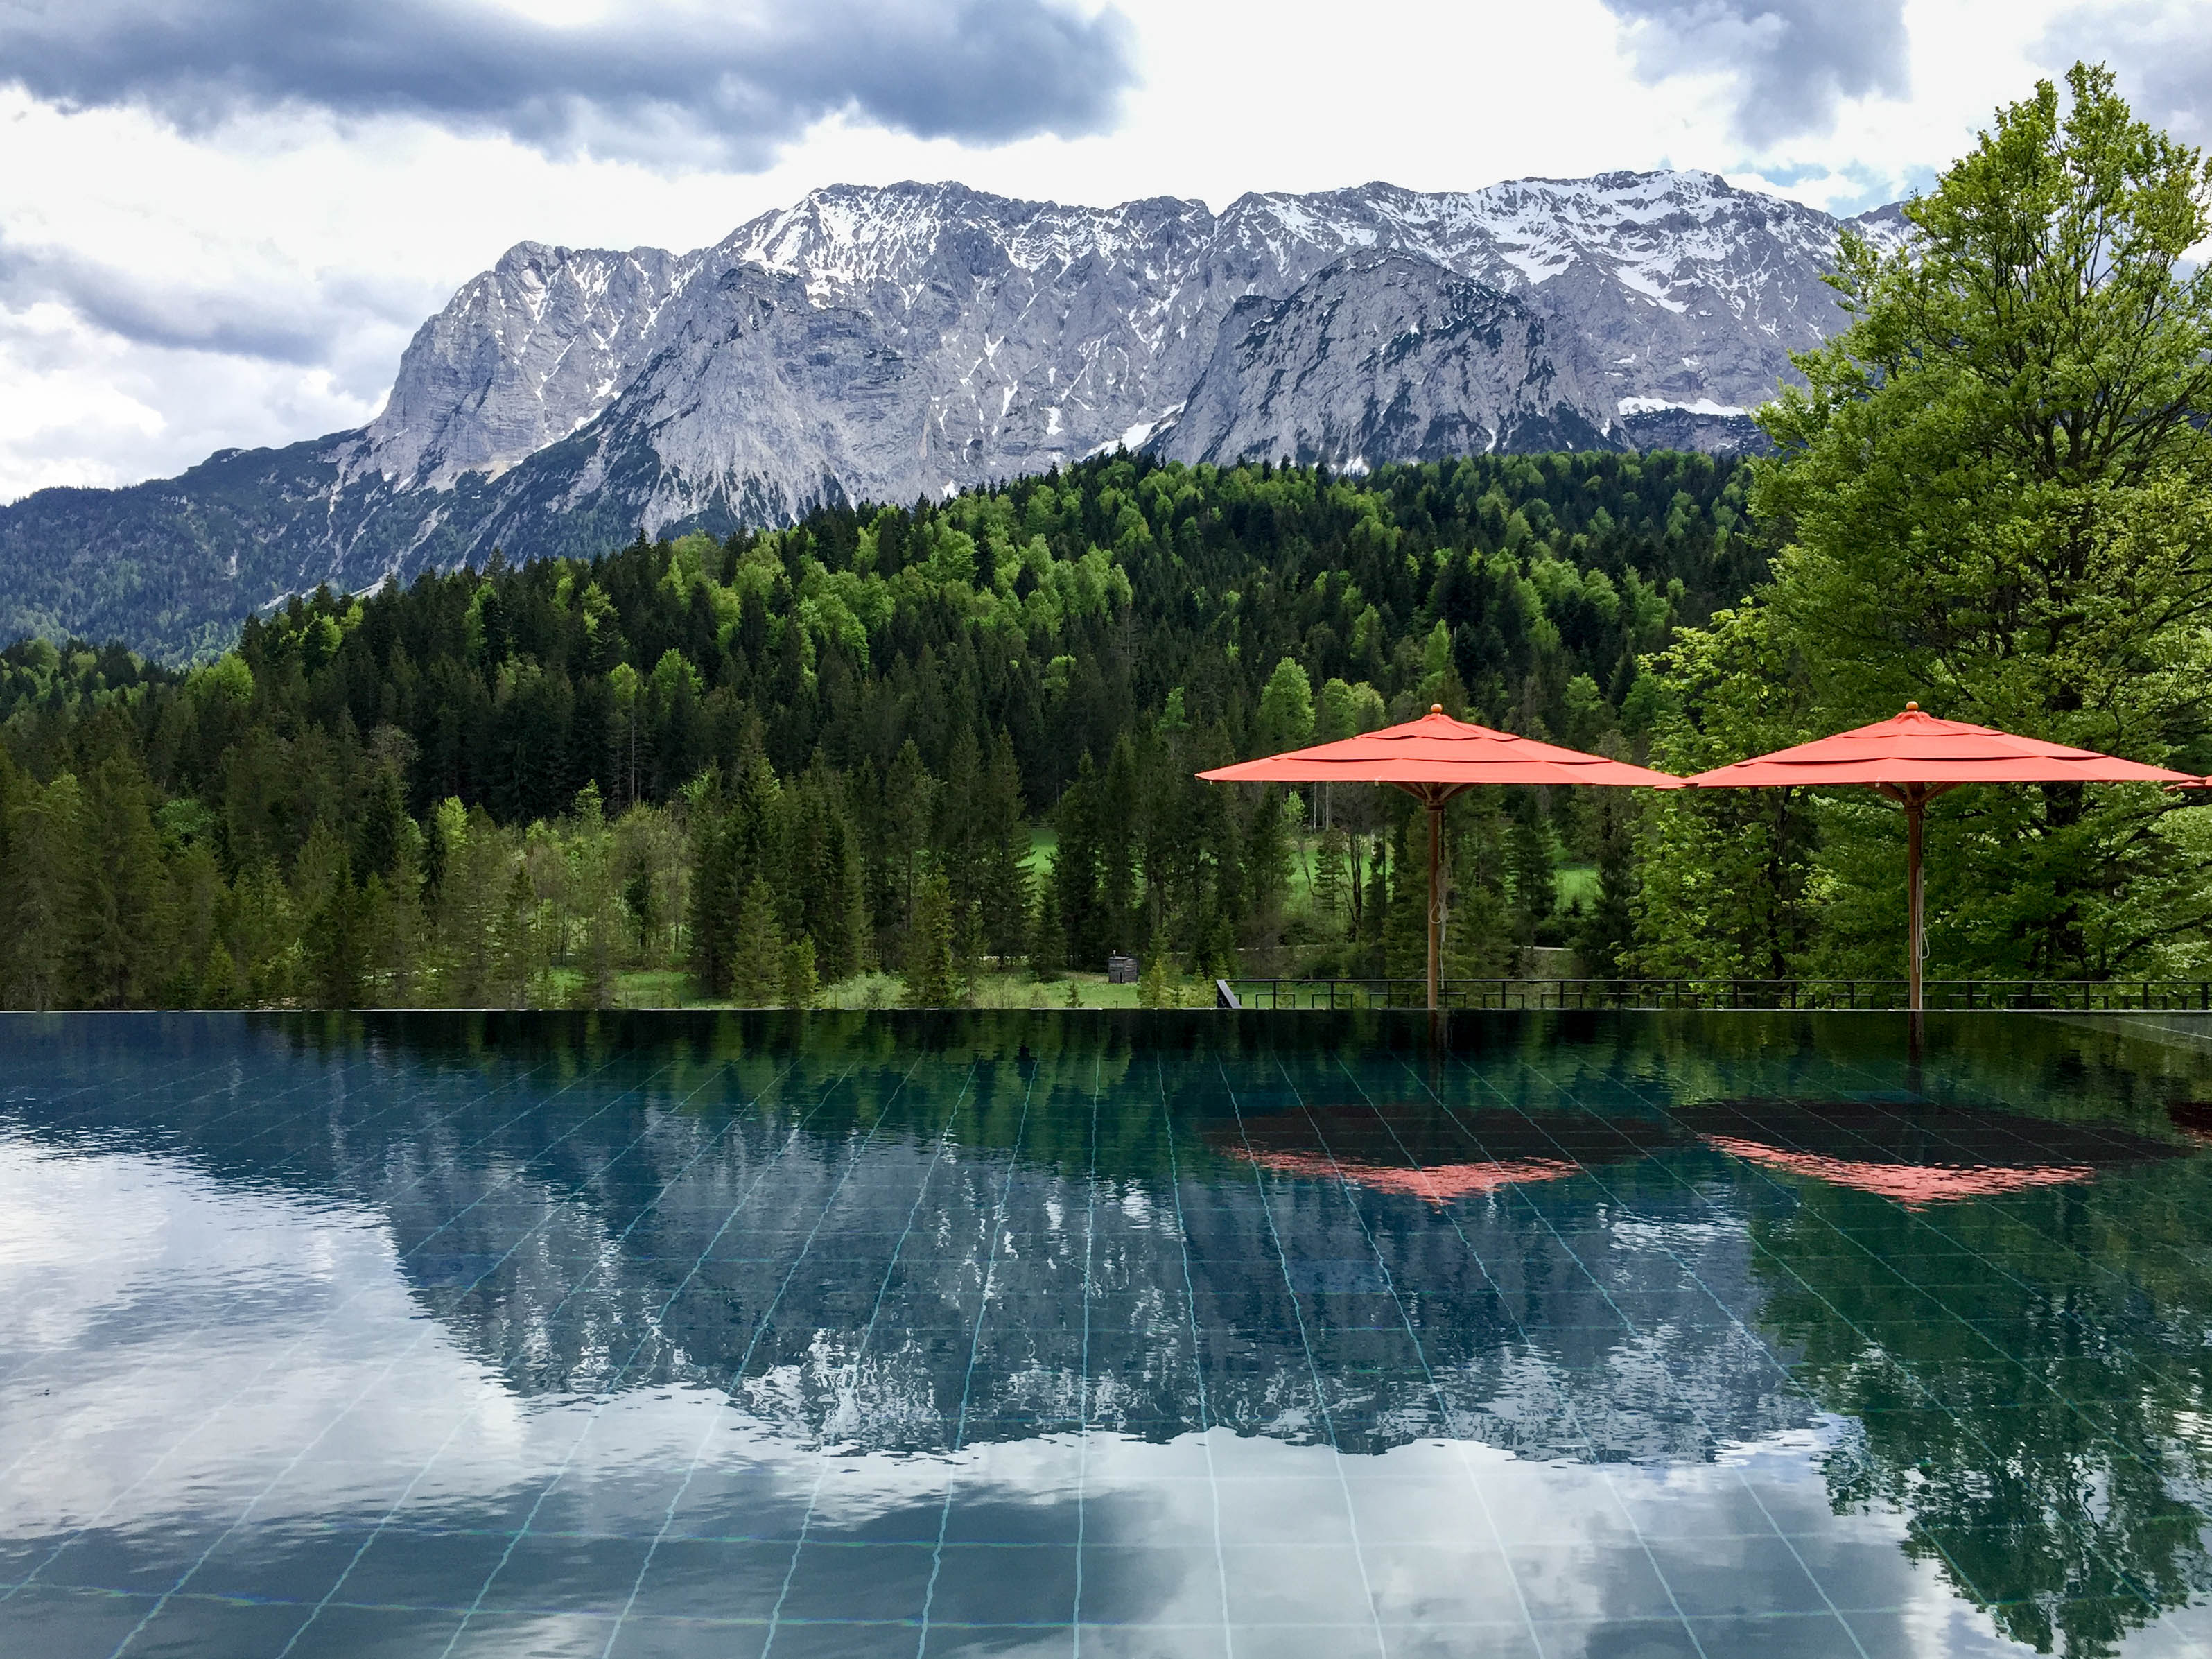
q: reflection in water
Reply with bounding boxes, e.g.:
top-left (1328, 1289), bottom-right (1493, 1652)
top-left (1, 1009), bottom-right (2209, 1658)
top-left (2169, 1101), bottom-right (2212, 1145)
top-left (1676, 1097), bottom-right (2186, 1206)
top-left (1213, 1102), bottom-right (1680, 1204)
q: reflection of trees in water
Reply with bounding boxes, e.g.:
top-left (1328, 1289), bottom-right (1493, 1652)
top-left (21, 1009), bottom-right (2212, 1652)
top-left (389, 1090), bottom-right (1802, 1463)
top-left (15, 1012), bottom-right (1810, 1464)
top-left (1746, 1165), bottom-right (2212, 1657)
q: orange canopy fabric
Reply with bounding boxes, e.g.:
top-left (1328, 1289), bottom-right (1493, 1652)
top-left (1198, 706), bottom-right (1685, 790)
top-left (1685, 704), bottom-right (2202, 789)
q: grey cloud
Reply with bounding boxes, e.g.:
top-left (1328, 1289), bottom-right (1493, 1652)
top-left (0, 232), bottom-right (433, 374)
top-left (1602, 0), bottom-right (1909, 147)
top-left (2041, 4), bottom-right (2212, 144)
top-left (0, 0), bottom-right (1136, 168)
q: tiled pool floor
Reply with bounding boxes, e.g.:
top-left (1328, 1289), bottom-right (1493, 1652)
top-left (3, 1010), bottom-right (2211, 1657)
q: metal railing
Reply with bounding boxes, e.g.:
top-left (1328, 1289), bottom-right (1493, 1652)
top-left (1223, 978), bottom-right (2212, 1013)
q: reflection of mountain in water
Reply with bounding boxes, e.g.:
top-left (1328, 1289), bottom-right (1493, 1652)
top-left (13, 1009), bottom-right (2212, 1658)
top-left (359, 1077), bottom-right (1802, 1464)
top-left (5, 1014), bottom-right (1808, 1466)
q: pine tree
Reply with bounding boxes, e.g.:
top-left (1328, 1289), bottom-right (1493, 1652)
top-left (1382, 814), bottom-right (1429, 982)
top-left (688, 789), bottom-right (741, 995)
top-left (779, 935), bottom-right (819, 1009)
top-left (1313, 828), bottom-right (1350, 934)
top-left (357, 765), bottom-right (409, 884)
top-left (302, 841), bottom-right (368, 1010)
top-left (1574, 788), bottom-right (1639, 980)
top-left (903, 872), bottom-right (957, 1007)
top-left (978, 730), bottom-right (1031, 959)
top-left (1506, 791), bottom-right (1558, 944)
top-left (494, 860), bottom-right (539, 1007)
top-left (72, 753), bottom-right (171, 1007)
top-left (1031, 876), bottom-right (1063, 982)
top-left (731, 877), bottom-right (783, 1007)
top-left (568, 783), bottom-right (618, 1008)
top-left (1245, 786), bottom-right (1294, 925)
top-left (1, 771), bottom-right (83, 1010)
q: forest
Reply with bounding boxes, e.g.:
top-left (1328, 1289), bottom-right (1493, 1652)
top-left (5, 64), bottom-right (2210, 1011)
top-left (0, 449), bottom-right (1746, 1009)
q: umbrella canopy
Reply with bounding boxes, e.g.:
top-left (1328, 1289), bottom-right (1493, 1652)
top-left (1199, 705), bottom-right (1684, 790)
top-left (1199, 706), bottom-right (1682, 1009)
top-left (1686, 703), bottom-right (2204, 1010)
top-left (1687, 704), bottom-right (2199, 790)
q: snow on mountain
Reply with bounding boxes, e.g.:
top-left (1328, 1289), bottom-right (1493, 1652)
top-left (355, 171), bottom-right (1892, 518)
top-left (1, 171), bottom-right (1906, 654)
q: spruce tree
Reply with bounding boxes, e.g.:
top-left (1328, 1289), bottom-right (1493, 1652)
top-left (1, 771), bottom-right (83, 1010)
top-left (72, 752), bottom-right (171, 1007)
top-left (731, 877), bottom-right (783, 1007)
top-left (978, 730), bottom-right (1031, 959)
top-left (903, 872), bottom-right (957, 1007)
top-left (779, 935), bottom-right (819, 1009)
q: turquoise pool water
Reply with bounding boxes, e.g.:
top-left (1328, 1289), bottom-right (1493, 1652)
top-left (3, 1010), bottom-right (2211, 1657)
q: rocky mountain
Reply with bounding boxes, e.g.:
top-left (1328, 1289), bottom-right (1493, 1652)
top-left (0, 171), bottom-right (1903, 658)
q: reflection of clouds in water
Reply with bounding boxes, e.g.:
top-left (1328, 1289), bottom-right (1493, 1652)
top-left (15, 1137), bottom-right (2204, 1656)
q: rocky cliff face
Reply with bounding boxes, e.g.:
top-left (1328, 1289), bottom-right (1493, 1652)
top-left (0, 171), bottom-right (1902, 657)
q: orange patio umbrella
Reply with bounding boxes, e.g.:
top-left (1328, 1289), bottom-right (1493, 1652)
top-left (1199, 705), bottom-right (1683, 1009)
top-left (1685, 703), bottom-right (2205, 1010)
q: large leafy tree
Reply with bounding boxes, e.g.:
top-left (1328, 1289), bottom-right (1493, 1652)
top-left (1642, 64), bottom-right (2212, 982)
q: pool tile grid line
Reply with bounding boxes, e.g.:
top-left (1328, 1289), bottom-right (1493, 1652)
top-left (1071, 1048), bottom-right (1104, 1655)
top-left (1425, 1048), bottom-right (2172, 1625)
top-left (1417, 1049), bottom-right (2080, 1618)
top-left (1716, 1048), bottom-right (2212, 1297)
top-left (0, 1030), bottom-right (614, 1356)
top-left (756, 1060), bottom-right (984, 1658)
top-left (1154, 1058), bottom-right (1238, 1659)
top-left (0, 1030), bottom-right (638, 1434)
top-left (98, 1047), bottom-right (773, 1659)
top-left (913, 1063), bottom-right (1038, 1655)
top-left (591, 1051), bottom-right (924, 1659)
top-left (421, 1052), bottom-right (880, 1659)
top-left (0, 1042), bottom-right (339, 1402)
top-left (0, 1038), bottom-right (634, 1583)
top-left (1555, 1039), bottom-right (2205, 1532)
top-left (289, 1053), bottom-right (855, 1659)
top-left (1214, 1063), bottom-right (1393, 1659)
top-left (1279, 1058), bottom-right (1718, 1659)
top-left (1335, 1059), bottom-right (1880, 1659)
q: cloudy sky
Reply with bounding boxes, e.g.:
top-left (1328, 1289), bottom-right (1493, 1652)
top-left (0, 0), bottom-right (2204, 503)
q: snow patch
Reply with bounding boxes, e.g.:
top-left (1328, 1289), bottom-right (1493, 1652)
top-left (1617, 397), bottom-right (1747, 417)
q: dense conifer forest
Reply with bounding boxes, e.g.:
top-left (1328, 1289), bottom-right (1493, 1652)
top-left (0, 450), bottom-right (1756, 1008)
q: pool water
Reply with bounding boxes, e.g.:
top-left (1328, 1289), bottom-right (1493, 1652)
top-left (3, 1009), bottom-right (2212, 1658)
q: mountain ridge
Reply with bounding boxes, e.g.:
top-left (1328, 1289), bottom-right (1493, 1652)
top-left (0, 170), bottom-right (1903, 658)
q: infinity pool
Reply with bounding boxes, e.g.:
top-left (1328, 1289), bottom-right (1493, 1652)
top-left (4, 1011), bottom-right (2212, 1658)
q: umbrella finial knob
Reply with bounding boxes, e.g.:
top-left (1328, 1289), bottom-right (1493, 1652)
top-left (1430, 704), bottom-right (1443, 715)
top-left (1906, 700), bottom-right (1919, 713)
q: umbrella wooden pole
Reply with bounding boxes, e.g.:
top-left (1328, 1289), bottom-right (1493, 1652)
top-left (1905, 785), bottom-right (1926, 1014)
top-left (1426, 796), bottom-right (1443, 1012)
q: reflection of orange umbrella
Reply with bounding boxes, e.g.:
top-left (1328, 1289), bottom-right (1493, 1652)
top-left (1675, 1097), bottom-right (2185, 1208)
top-left (1687, 704), bottom-right (2204, 1011)
top-left (1217, 1102), bottom-right (1678, 1205)
top-left (2168, 1102), bottom-right (2212, 1145)
top-left (1199, 706), bottom-right (1682, 1009)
